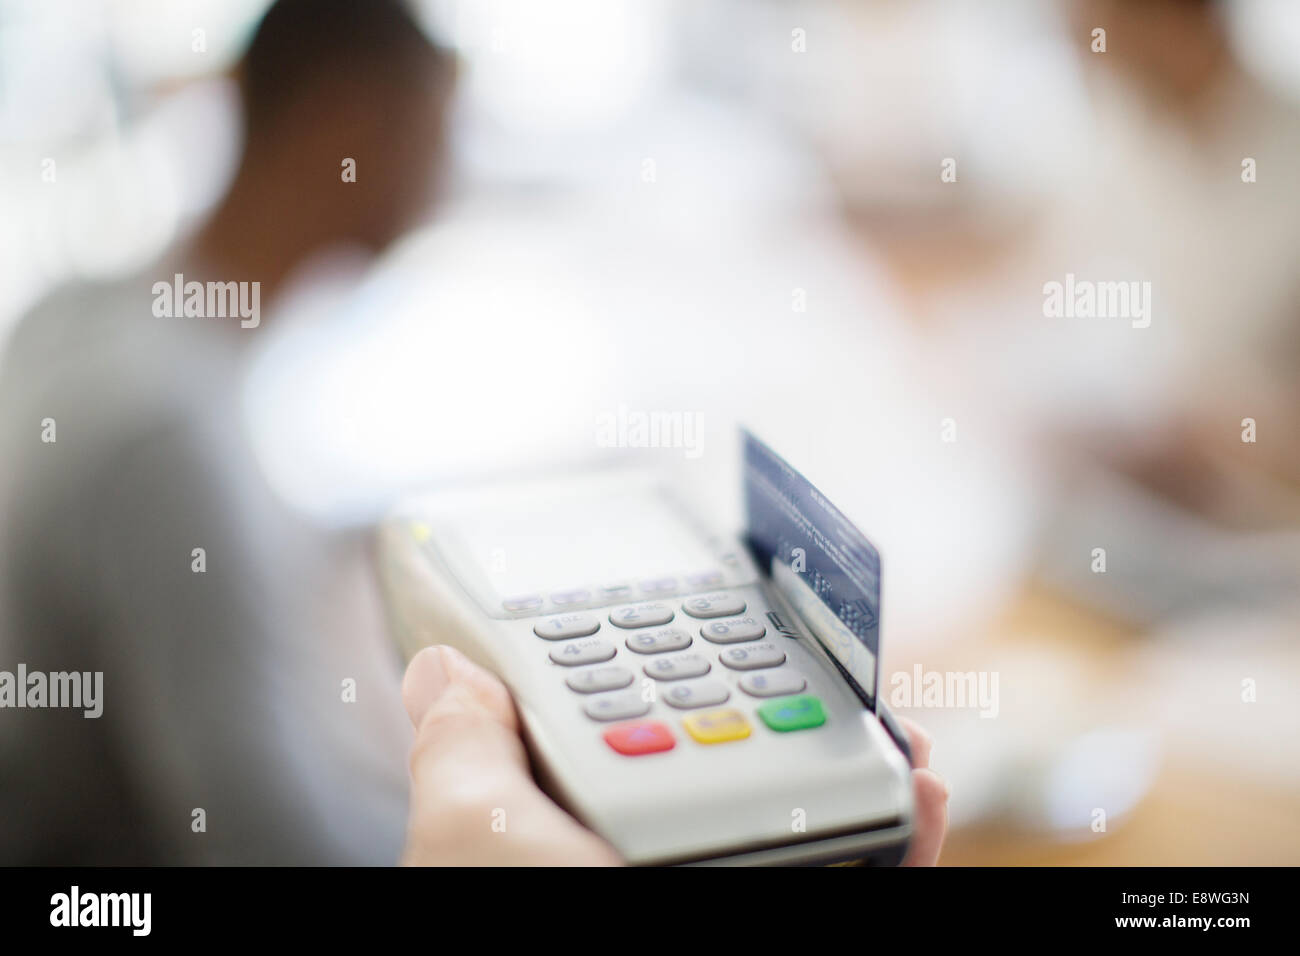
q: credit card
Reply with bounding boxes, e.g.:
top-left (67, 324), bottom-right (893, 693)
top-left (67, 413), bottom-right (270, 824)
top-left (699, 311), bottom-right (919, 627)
top-left (742, 429), bottom-right (881, 710)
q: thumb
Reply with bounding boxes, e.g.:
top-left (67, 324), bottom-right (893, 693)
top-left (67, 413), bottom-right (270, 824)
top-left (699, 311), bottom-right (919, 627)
top-left (402, 645), bottom-right (530, 803)
top-left (399, 645), bottom-right (623, 865)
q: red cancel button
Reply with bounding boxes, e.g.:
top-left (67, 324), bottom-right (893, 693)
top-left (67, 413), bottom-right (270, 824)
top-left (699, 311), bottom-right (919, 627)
top-left (603, 720), bottom-right (676, 756)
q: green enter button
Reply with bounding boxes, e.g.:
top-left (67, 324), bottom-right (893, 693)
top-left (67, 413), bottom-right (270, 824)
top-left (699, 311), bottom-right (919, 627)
top-left (757, 695), bottom-right (827, 732)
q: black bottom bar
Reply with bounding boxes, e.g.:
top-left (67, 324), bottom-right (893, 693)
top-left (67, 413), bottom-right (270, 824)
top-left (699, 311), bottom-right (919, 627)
top-left (0, 865), bottom-right (1283, 942)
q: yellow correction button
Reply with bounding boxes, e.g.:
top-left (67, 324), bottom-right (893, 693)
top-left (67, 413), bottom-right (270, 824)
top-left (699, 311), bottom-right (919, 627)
top-left (683, 707), bottom-right (752, 745)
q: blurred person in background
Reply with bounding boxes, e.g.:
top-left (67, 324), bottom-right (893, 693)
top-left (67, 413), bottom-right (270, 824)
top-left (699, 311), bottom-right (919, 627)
top-left (816, 0), bottom-right (1300, 626)
top-left (1062, 0), bottom-right (1300, 528)
top-left (1021, 0), bottom-right (1300, 622)
top-left (0, 0), bottom-right (455, 864)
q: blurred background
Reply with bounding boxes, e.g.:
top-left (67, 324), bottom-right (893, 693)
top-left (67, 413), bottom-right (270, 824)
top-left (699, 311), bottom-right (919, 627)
top-left (2, 0), bottom-right (1299, 863)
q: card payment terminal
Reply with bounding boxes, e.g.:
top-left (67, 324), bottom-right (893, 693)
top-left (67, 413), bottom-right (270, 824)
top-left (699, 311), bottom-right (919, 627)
top-left (376, 430), bottom-right (914, 865)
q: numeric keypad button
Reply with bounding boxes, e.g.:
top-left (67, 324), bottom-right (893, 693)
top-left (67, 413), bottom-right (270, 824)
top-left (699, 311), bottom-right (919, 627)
top-left (609, 603), bottom-right (675, 629)
top-left (643, 653), bottom-right (711, 681)
top-left (739, 670), bottom-right (808, 698)
top-left (584, 692), bottom-right (651, 722)
top-left (566, 666), bottom-right (635, 694)
top-left (533, 614), bottom-right (600, 640)
top-left (662, 680), bottom-right (730, 710)
top-left (700, 617), bottom-right (766, 644)
top-left (548, 638), bottom-right (616, 667)
top-left (624, 627), bottom-right (692, 655)
top-left (718, 642), bottom-right (786, 671)
top-left (682, 592), bottom-right (746, 619)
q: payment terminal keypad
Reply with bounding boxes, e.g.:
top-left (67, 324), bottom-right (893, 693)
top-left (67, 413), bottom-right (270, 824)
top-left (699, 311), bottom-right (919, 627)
top-left (533, 590), bottom-right (827, 755)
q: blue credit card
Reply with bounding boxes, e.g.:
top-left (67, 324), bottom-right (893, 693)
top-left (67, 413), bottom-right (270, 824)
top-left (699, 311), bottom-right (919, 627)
top-left (742, 429), bottom-right (881, 710)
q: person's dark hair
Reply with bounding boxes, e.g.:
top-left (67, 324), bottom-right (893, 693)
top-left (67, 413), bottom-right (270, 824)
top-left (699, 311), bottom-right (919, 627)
top-left (240, 0), bottom-right (452, 133)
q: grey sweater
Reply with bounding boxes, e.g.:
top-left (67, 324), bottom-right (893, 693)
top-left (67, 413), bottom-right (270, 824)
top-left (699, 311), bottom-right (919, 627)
top-left (0, 265), bottom-right (410, 864)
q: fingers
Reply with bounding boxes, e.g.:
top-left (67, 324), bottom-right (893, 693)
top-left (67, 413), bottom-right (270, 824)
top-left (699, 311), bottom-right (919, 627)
top-left (902, 767), bottom-right (949, 867)
top-left (894, 715), bottom-right (932, 769)
top-left (892, 715), bottom-right (948, 865)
